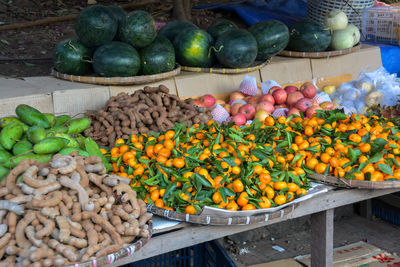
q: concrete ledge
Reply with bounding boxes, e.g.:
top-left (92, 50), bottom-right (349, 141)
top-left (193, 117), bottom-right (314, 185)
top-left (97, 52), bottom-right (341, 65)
top-left (0, 45), bottom-right (381, 117)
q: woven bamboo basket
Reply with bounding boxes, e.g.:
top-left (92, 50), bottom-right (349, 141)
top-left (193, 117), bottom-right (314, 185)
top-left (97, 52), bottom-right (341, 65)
top-left (181, 60), bottom-right (269, 74)
top-left (146, 204), bottom-right (296, 226)
top-left (309, 173), bottom-right (400, 189)
top-left (307, 0), bottom-right (375, 28)
top-left (52, 65), bottom-right (181, 85)
top-left (279, 43), bottom-right (361, 58)
top-left (63, 220), bottom-right (153, 267)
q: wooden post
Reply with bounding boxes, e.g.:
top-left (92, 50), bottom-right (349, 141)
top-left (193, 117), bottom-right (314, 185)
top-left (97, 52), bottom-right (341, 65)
top-left (311, 209), bottom-right (334, 267)
top-left (360, 199), bottom-right (372, 220)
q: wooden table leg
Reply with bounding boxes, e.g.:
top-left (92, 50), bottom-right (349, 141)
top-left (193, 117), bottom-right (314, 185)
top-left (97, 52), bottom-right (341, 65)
top-left (311, 209), bottom-right (334, 267)
top-left (360, 199), bottom-right (372, 220)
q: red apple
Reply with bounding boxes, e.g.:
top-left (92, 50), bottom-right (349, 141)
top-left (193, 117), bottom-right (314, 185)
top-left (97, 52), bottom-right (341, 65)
top-left (245, 96), bottom-right (260, 105)
top-left (306, 105), bottom-right (323, 117)
top-left (286, 91), bottom-right (304, 106)
top-left (272, 89), bottom-right (287, 105)
top-left (284, 85), bottom-right (299, 94)
top-left (257, 101), bottom-right (275, 114)
top-left (295, 98), bottom-right (313, 113)
top-left (269, 86), bottom-right (282, 94)
top-left (275, 104), bottom-right (288, 109)
top-left (239, 104), bottom-right (256, 120)
top-left (194, 94), bottom-right (216, 108)
top-left (260, 94), bottom-right (275, 105)
top-left (232, 113), bottom-right (246, 126)
top-left (300, 82), bottom-right (317, 98)
top-left (230, 103), bottom-right (244, 116)
top-left (287, 107), bottom-right (301, 116)
top-left (254, 109), bottom-right (270, 122)
top-left (230, 91), bottom-right (246, 102)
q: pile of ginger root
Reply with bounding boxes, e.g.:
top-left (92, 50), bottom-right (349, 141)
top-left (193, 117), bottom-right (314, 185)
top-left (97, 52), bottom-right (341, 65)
top-left (84, 84), bottom-right (213, 147)
top-left (0, 152), bottom-right (152, 266)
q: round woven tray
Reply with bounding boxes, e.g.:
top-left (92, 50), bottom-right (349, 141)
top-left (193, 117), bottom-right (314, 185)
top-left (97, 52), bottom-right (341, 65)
top-left (64, 220), bottom-right (153, 267)
top-left (181, 60), bottom-right (269, 74)
top-left (279, 43), bottom-right (362, 58)
top-left (52, 65), bottom-right (181, 85)
top-left (146, 204), bottom-right (297, 226)
top-left (309, 173), bottom-right (400, 189)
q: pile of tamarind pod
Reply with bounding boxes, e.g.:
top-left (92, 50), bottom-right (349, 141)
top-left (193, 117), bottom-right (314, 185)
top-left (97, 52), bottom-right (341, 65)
top-left (0, 152), bottom-right (152, 266)
top-left (84, 84), bottom-right (213, 147)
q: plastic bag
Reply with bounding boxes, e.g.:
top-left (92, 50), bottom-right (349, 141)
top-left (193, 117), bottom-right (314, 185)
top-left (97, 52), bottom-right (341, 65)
top-left (239, 75), bottom-right (258, 96)
top-left (261, 80), bottom-right (281, 94)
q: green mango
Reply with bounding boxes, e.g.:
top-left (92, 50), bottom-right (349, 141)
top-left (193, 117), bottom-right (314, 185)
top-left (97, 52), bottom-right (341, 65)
top-left (0, 123), bottom-right (24, 150)
top-left (16, 104), bottom-right (50, 128)
top-left (0, 117), bottom-right (29, 132)
top-left (27, 126), bottom-right (46, 144)
top-left (12, 140), bottom-right (33, 156)
top-left (54, 133), bottom-right (78, 148)
top-left (3, 153), bottom-right (52, 169)
top-left (47, 125), bottom-right (68, 135)
top-left (59, 147), bottom-right (89, 157)
top-left (67, 118), bottom-right (91, 134)
top-left (43, 113), bottom-right (56, 127)
top-left (54, 115), bottom-right (71, 126)
top-left (0, 149), bottom-right (12, 164)
top-left (33, 137), bottom-right (67, 154)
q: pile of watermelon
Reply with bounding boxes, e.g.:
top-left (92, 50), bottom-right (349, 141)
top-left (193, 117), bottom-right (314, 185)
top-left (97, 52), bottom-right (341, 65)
top-left (159, 19), bottom-right (290, 69)
top-left (53, 5), bottom-right (175, 77)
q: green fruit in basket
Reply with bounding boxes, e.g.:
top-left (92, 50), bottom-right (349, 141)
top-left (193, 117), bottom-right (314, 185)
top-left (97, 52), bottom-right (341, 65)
top-left (43, 113), bottom-right (56, 127)
top-left (0, 117), bottom-right (28, 132)
top-left (287, 20), bottom-right (331, 52)
top-left (0, 166), bottom-right (9, 181)
top-left (118, 10), bottom-right (157, 49)
top-left (330, 29), bottom-right (355, 50)
top-left (27, 126), bottom-right (46, 144)
top-left (140, 40), bottom-right (175, 75)
top-left (12, 140), bottom-right (33, 156)
top-left (107, 5), bottom-right (126, 24)
top-left (153, 35), bottom-right (175, 54)
top-left (67, 118), bottom-right (91, 135)
top-left (54, 133), bottom-right (79, 148)
top-left (33, 137), bottom-right (67, 154)
top-left (93, 42), bottom-right (140, 77)
top-left (207, 19), bottom-right (237, 40)
top-left (214, 29), bottom-right (258, 68)
top-left (16, 104), bottom-right (50, 128)
top-left (3, 153), bottom-right (52, 169)
top-left (0, 149), bottom-right (12, 165)
top-left (54, 115), bottom-right (71, 126)
top-left (158, 21), bottom-right (198, 42)
top-left (74, 5), bottom-right (118, 47)
top-left (0, 123), bottom-right (24, 150)
top-left (249, 20), bottom-right (289, 61)
top-left (173, 28), bottom-right (215, 68)
top-left (53, 39), bottom-right (93, 76)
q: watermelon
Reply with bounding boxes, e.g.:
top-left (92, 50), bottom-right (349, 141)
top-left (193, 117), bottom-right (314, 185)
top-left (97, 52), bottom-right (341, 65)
top-left (107, 5), bottom-right (126, 23)
top-left (249, 20), bottom-right (289, 61)
top-left (158, 21), bottom-right (198, 42)
top-left (173, 28), bottom-right (214, 68)
top-left (118, 10), bottom-right (157, 49)
top-left (140, 41), bottom-right (175, 75)
top-left (154, 35), bottom-right (175, 53)
top-left (207, 20), bottom-right (237, 40)
top-left (287, 20), bottom-right (331, 52)
top-left (74, 5), bottom-right (118, 47)
top-left (53, 39), bottom-right (92, 75)
top-left (93, 42), bottom-right (140, 77)
top-left (214, 29), bottom-right (258, 68)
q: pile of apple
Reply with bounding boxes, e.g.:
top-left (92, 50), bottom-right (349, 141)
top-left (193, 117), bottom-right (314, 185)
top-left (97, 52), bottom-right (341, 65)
top-left (194, 82), bottom-right (336, 126)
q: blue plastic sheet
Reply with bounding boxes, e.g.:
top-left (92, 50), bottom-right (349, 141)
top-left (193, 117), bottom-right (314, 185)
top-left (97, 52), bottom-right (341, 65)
top-left (195, 0), bottom-right (307, 26)
top-left (363, 42), bottom-right (400, 76)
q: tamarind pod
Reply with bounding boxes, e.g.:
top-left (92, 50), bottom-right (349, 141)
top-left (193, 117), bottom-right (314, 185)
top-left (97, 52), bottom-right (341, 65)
top-left (54, 115), bottom-right (71, 126)
top-left (0, 200), bottom-right (24, 215)
top-left (25, 226), bottom-right (42, 247)
top-left (16, 211), bottom-right (36, 248)
top-left (16, 104), bottom-right (50, 128)
top-left (0, 123), bottom-right (24, 150)
top-left (32, 191), bottom-right (63, 208)
top-left (158, 84), bottom-right (170, 94)
top-left (67, 118), bottom-right (91, 134)
top-left (33, 137), bottom-right (67, 154)
top-left (0, 116), bottom-right (29, 132)
top-left (36, 212), bottom-right (56, 239)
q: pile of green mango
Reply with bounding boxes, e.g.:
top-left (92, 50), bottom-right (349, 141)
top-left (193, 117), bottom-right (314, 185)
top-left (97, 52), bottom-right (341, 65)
top-left (0, 104), bottom-right (92, 178)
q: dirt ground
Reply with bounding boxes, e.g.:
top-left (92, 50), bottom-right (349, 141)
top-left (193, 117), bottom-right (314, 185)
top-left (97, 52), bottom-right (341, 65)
top-left (0, 0), bottom-right (244, 78)
top-left (223, 206), bottom-right (400, 266)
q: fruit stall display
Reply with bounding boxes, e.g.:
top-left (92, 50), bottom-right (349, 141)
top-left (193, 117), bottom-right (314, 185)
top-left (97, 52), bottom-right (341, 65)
top-left (54, 5), bottom-right (175, 77)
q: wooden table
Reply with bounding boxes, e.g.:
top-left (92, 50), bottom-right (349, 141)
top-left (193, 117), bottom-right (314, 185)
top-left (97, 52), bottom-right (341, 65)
top-left (107, 186), bottom-right (400, 267)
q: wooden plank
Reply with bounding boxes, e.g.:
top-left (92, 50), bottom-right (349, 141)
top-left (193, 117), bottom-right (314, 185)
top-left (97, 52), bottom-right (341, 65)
top-left (106, 187), bottom-right (400, 266)
top-left (360, 200), bottom-right (372, 220)
top-left (311, 209), bottom-right (334, 267)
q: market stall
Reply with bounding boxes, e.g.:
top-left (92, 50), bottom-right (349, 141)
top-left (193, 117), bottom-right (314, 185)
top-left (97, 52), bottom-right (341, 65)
top-left (0, 1), bottom-right (399, 266)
